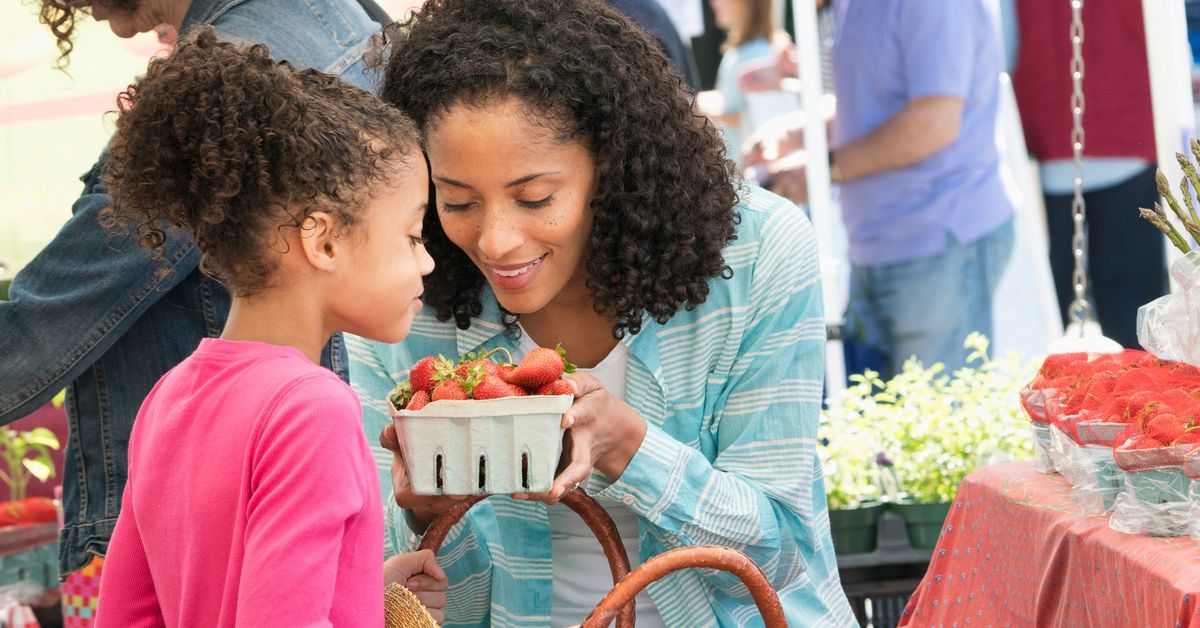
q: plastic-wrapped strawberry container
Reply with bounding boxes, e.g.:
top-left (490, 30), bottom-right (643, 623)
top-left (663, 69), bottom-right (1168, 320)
top-left (389, 395), bottom-right (573, 495)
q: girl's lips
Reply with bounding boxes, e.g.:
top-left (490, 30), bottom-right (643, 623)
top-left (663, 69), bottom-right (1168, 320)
top-left (487, 254), bottom-right (546, 291)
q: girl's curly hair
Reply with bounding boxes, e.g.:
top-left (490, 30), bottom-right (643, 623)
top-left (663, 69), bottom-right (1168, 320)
top-left (377, 0), bottom-right (739, 339)
top-left (102, 27), bottom-right (420, 296)
top-left (34, 0), bottom-right (140, 69)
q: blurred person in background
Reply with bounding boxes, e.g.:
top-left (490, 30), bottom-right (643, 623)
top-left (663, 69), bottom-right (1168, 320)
top-left (1008, 0), bottom-right (1167, 349)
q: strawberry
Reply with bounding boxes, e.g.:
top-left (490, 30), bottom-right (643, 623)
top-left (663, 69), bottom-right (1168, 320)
top-left (456, 359), bottom-right (500, 380)
top-left (389, 380), bottom-right (413, 411)
top-left (501, 344), bottom-right (576, 389)
top-left (406, 390), bottom-right (431, 411)
top-left (410, 355), bottom-right (454, 393)
top-left (472, 374), bottom-right (529, 400)
top-left (431, 378), bottom-right (469, 401)
top-left (1174, 430), bottom-right (1200, 445)
top-left (535, 380), bottom-right (573, 396)
top-left (1144, 413), bottom-right (1186, 443)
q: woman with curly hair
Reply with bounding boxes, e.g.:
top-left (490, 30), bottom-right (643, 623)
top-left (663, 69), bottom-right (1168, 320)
top-left (352, 0), bottom-right (856, 625)
top-left (93, 29), bottom-right (446, 626)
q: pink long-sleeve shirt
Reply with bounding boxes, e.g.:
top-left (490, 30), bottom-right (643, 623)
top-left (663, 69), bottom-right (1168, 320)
top-left (96, 338), bottom-right (383, 627)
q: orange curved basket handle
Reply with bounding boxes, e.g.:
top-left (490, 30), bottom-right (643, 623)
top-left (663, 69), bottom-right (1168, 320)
top-left (581, 545), bottom-right (788, 628)
top-left (417, 487), bottom-right (635, 627)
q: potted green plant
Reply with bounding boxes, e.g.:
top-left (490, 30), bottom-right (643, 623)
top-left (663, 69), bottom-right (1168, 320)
top-left (822, 333), bottom-right (1037, 549)
top-left (0, 425), bottom-right (60, 527)
top-left (818, 405), bottom-right (885, 554)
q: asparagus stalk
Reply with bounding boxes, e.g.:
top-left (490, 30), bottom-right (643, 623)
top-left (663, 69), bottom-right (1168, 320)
top-left (1140, 205), bottom-right (1191, 253)
top-left (1157, 169), bottom-right (1190, 226)
top-left (1176, 152), bottom-right (1200, 223)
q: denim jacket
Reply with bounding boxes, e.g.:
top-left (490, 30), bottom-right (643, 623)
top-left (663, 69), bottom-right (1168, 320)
top-left (0, 0), bottom-right (380, 576)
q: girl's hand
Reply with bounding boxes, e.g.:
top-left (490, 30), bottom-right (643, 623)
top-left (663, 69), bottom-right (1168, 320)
top-left (379, 424), bottom-right (472, 533)
top-left (384, 549), bottom-right (448, 624)
top-left (513, 373), bottom-right (647, 504)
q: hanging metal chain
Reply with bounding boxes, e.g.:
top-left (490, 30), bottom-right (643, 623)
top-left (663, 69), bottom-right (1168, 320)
top-left (1067, 0), bottom-right (1091, 329)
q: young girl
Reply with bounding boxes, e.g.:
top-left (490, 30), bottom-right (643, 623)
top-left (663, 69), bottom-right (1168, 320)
top-left (94, 28), bottom-right (444, 626)
top-left (354, 0), bottom-right (856, 625)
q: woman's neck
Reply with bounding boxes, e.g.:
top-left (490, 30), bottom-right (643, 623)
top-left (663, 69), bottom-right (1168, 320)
top-left (518, 292), bottom-right (618, 369)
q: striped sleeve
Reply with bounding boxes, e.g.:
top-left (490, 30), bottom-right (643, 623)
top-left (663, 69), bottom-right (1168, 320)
top-left (598, 201), bottom-right (826, 596)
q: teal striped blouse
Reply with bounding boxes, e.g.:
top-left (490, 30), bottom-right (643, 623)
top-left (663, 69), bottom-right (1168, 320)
top-left (349, 186), bottom-right (855, 627)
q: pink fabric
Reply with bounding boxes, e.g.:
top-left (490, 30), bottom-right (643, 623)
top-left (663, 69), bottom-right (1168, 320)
top-left (900, 462), bottom-right (1200, 627)
top-left (95, 339), bottom-right (382, 627)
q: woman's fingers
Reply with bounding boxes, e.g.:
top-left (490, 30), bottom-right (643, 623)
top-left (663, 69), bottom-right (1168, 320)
top-left (379, 423), bottom-right (400, 451)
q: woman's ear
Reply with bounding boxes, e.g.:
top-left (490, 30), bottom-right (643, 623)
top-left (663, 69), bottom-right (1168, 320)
top-left (297, 211), bottom-right (340, 272)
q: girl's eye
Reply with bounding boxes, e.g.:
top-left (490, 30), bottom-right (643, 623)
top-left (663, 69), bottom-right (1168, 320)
top-left (518, 195), bottom-right (553, 209)
top-left (409, 235), bottom-right (425, 247)
top-left (440, 201), bottom-right (472, 213)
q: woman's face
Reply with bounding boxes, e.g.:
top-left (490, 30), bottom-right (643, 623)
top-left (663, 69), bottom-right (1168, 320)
top-left (426, 97), bottom-right (597, 317)
top-left (83, 0), bottom-right (183, 39)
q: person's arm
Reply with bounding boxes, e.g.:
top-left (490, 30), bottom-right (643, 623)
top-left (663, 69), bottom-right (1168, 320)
top-left (0, 159), bottom-right (200, 422)
top-left (94, 489), bottom-right (166, 628)
top-left (831, 96), bottom-right (963, 181)
top-left (831, 0), bottom-right (975, 182)
top-left (595, 202), bottom-right (827, 595)
top-left (235, 377), bottom-right (380, 626)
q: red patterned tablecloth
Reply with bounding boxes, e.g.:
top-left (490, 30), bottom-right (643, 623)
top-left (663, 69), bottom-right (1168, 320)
top-left (900, 461), bottom-right (1200, 627)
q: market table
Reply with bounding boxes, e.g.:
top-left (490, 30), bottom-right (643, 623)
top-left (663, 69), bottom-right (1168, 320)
top-left (0, 522), bottom-right (58, 591)
top-left (899, 461), bottom-right (1200, 627)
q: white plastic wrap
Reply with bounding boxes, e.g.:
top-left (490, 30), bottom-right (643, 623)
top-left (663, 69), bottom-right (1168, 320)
top-left (1108, 468), bottom-right (1194, 537)
top-left (1190, 481), bottom-right (1200, 548)
top-left (1137, 251), bottom-right (1200, 365)
top-left (0, 582), bottom-right (42, 628)
top-left (1031, 423), bottom-right (1056, 473)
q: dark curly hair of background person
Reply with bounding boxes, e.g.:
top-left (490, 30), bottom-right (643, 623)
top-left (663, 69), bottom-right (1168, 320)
top-left (34, 0), bottom-right (140, 68)
top-left (102, 27), bottom-right (419, 296)
top-left (377, 0), bottom-right (740, 339)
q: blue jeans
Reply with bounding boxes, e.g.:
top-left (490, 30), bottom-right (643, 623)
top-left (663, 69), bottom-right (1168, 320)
top-left (846, 219), bottom-right (1014, 378)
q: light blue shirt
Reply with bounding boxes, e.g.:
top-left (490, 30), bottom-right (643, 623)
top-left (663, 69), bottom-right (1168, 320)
top-left (715, 38), bottom-right (774, 165)
top-left (349, 186), bottom-right (857, 627)
top-left (832, 0), bottom-right (1016, 267)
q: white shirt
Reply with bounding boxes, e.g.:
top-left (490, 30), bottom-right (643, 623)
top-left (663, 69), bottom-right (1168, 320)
top-left (515, 331), bottom-right (665, 628)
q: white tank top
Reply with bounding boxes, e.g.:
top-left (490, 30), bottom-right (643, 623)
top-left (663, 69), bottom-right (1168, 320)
top-left (515, 331), bottom-right (665, 628)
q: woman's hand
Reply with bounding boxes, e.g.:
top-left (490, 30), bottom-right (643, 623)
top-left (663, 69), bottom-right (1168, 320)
top-left (384, 549), bottom-right (449, 624)
top-left (379, 423), bottom-right (472, 533)
top-left (514, 373), bottom-right (647, 504)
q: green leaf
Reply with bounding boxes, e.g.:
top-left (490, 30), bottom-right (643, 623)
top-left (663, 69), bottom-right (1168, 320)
top-left (23, 458), bottom-right (52, 483)
top-left (23, 428), bottom-right (59, 449)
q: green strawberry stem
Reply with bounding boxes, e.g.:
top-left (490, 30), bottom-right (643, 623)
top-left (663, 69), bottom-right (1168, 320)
top-left (554, 343), bottom-right (577, 374)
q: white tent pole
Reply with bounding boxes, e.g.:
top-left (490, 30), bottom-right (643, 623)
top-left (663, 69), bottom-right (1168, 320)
top-left (790, 0), bottom-right (844, 396)
top-left (1142, 0), bottom-right (1196, 279)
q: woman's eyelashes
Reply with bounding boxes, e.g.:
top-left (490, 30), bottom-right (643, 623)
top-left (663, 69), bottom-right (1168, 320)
top-left (439, 195), bottom-right (554, 213)
top-left (517, 195), bottom-right (554, 209)
top-left (409, 235), bottom-right (425, 247)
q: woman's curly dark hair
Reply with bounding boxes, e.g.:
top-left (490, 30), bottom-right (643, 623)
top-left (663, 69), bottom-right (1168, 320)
top-left (34, 0), bottom-right (140, 69)
top-left (377, 0), bottom-right (739, 339)
top-left (102, 27), bottom-right (420, 296)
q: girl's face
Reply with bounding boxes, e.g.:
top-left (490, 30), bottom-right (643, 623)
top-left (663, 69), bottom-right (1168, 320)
top-left (710, 0), bottom-right (745, 31)
top-left (426, 97), bottom-right (597, 317)
top-left (330, 150), bottom-right (434, 343)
